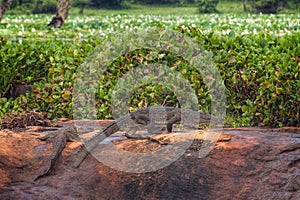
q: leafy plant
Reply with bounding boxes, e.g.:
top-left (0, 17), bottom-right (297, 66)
top-left (32, 0), bottom-right (57, 14)
top-left (0, 14), bottom-right (299, 127)
top-left (196, 0), bottom-right (219, 13)
top-left (250, 0), bottom-right (288, 13)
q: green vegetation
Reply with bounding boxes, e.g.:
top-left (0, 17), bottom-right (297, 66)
top-left (250, 0), bottom-right (288, 14)
top-left (69, 4), bottom-right (199, 16)
top-left (4, 0), bottom-right (300, 15)
top-left (32, 0), bottom-right (57, 14)
top-left (196, 0), bottom-right (219, 13)
top-left (217, 1), bottom-right (248, 14)
top-left (0, 14), bottom-right (299, 127)
top-left (0, 0), bottom-right (299, 129)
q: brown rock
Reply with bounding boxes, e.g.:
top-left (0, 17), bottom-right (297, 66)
top-left (0, 124), bottom-right (299, 200)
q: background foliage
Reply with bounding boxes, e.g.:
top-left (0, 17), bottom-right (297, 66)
top-left (196, 0), bottom-right (219, 13)
top-left (5, 0), bottom-right (300, 14)
top-left (250, 0), bottom-right (288, 13)
top-left (0, 13), bottom-right (299, 127)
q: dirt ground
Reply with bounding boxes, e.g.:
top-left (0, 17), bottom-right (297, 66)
top-left (0, 120), bottom-right (299, 200)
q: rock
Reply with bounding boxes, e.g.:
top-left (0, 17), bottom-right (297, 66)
top-left (0, 124), bottom-right (299, 200)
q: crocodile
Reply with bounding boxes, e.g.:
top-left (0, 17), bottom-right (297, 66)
top-left (36, 106), bottom-right (221, 178)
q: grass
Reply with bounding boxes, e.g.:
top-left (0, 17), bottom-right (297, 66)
top-left (6, 2), bottom-right (300, 16)
top-left (217, 1), bottom-right (249, 14)
top-left (69, 2), bottom-right (246, 16)
top-left (69, 2), bottom-right (300, 16)
top-left (69, 5), bottom-right (199, 16)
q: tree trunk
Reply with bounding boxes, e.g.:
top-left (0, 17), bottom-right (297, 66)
top-left (243, 0), bottom-right (247, 12)
top-left (48, 0), bottom-right (72, 28)
top-left (79, 4), bottom-right (84, 14)
top-left (0, 0), bottom-right (13, 21)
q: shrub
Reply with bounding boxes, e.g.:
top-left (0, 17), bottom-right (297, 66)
top-left (32, 0), bottom-right (57, 14)
top-left (196, 0), bottom-right (219, 13)
top-left (0, 25), bottom-right (299, 127)
top-left (178, 26), bottom-right (299, 127)
top-left (250, 0), bottom-right (288, 13)
top-left (90, 0), bottom-right (127, 9)
top-left (133, 0), bottom-right (180, 5)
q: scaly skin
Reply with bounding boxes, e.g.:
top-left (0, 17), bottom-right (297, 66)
top-left (37, 106), bottom-right (222, 170)
top-left (72, 106), bottom-right (221, 168)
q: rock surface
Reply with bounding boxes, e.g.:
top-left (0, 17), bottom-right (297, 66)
top-left (0, 122), bottom-right (299, 200)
